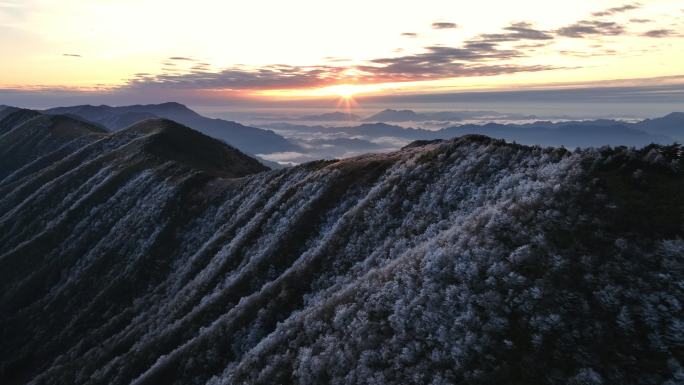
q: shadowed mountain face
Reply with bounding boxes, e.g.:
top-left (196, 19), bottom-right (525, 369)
top-left (0, 116), bottom-right (683, 385)
top-left (0, 111), bottom-right (107, 180)
top-left (362, 109), bottom-right (538, 122)
top-left (45, 102), bottom-right (299, 155)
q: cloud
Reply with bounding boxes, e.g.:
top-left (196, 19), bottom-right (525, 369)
top-left (559, 49), bottom-right (618, 58)
top-left (255, 151), bottom-right (312, 165)
top-left (431, 22), bottom-right (458, 29)
top-left (362, 76), bottom-right (684, 105)
top-left (477, 22), bottom-right (554, 42)
top-left (352, 42), bottom-right (545, 83)
top-left (4, 76), bottom-right (684, 111)
top-left (592, 3), bottom-right (641, 17)
top-left (641, 29), bottom-right (677, 38)
top-left (7, 3), bottom-right (673, 102)
top-left (127, 64), bottom-right (349, 90)
top-left (62, 53), bottom-right (82, 58)
top-left (557, 20), bottom-right (625, 38)
top-left (125, 38), bottom-right (556, 91)
top-left (629, 18), bottom-right (651, 23)
top-left (515, 42), bottom-right (552, 49)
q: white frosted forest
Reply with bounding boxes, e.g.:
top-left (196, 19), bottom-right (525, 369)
top-left (0, 112), bottom-right (682, 385)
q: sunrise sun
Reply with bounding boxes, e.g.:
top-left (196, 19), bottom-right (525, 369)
top-left (330, 84), bottom-right (358, 99)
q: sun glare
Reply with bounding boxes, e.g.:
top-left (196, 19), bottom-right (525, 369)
top-left (332, 84), bottom-right (357, 99)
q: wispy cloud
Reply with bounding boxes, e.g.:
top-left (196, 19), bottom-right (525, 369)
top-left (168, 56), bottom-right (196, 61)
top-left (641, 29), bottom-right (677, 38)
top-left (126, 37), bottom-right (556, 91)
top-left (121, 3), bottom-right (671, 93)
top-left (356, 42), bottom-right (551, 82)
top-left (592, 3), bottom-right (641, 17)
top-left (557, 20), bottom-right (625, 38)
top-left (477, 22), bottom-right (554, 42)
top-left (431, 22), bottom-right (458, 29)
top-left (127, 64), bottom-right (349, 90)
top-left (62, 53), bottom-right (82, 58)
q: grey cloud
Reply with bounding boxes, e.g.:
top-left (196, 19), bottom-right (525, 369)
top-left (126, 65), bottom-right (349, 90)
top-left (168, 56), bottom-right (196, 61)
top-left (126, 39), bottom-right (553, 90)
top-left (477, 22), bottom-right (554, 42)
top-left (557, 20), bottom-right (625, 38)
top-left (559, 49), bottom-right (618, 58)
top-left (62, 53), bottom-right (82, 58)
top-left (641, 29), bottom-right (677, 37)
top-left (355, 43), bottom-right (552, 82)
top-left (515, 42), bottom-right (552, 49)
top-left (432, 22), bottom-right (458, 29)
top-left (401, 32), bottom-right (418, 37)
top-left (363, 78), bottom-right (684, 106)
top-left (357, 62), bottom-right (555, 83)
top-left (592, 3), bottom-right (641, 17)
top-left (630, 18), bottom-right (651, 23)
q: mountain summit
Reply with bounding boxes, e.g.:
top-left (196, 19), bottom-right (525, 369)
top-left (45, 103), bottom-right (299, 155)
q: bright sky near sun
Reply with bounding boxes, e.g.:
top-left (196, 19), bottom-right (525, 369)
top-left (1, 0), bottom-right (683, 100)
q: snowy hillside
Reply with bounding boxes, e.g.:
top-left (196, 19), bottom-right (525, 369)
top-left (0, 112), bottom-right (682, 385)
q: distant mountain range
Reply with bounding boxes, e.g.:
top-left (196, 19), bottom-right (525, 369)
top-left (7, 102), bottom-right (684, 164)
top-left (1, 112), bottom-right (682, 384)
top-left (45, 102), bottom-right (299, 155)
top-left (266, 112), bottom-right (684, 149)
top-left (299, 111), bottom-right (361, 121)
top-left (363, 108), bottom-right (538, 122)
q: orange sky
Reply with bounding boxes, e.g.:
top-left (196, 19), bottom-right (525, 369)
top-left (1, 0), bottom-right (683, 102)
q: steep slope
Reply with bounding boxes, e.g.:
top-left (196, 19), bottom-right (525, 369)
top-left (0, 108), bottom-right (42, 136)
top-left (45, 103), bottom-right (299, 155)
top-left (0, 113), bottom-right (106, 181)
top-left (0, 126), bottom-right (682, 385)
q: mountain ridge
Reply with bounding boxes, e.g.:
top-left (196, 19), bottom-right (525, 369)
top-left (0, 117), bottom-right (682, 385)
top-left (45, 103), bottom-right (299, 155)
top-left (265, 112), bottom-right (684, 150)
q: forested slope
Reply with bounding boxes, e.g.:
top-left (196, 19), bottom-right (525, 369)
top-left (0, 115), bottom-right (682, 385)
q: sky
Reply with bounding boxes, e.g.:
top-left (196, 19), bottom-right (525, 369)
top-left (1, 0), bottom-right (683, 109)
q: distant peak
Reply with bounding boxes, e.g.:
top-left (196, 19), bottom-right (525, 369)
top-left (663, 112), bottom-right (684, 119)
top-left (156, 101), bottom-right (189, 109)
top-left (119, 118), bottom-right (268, 177)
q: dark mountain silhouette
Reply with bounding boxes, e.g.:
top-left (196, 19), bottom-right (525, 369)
top-left (0, 115), bottom-right (682, 385)
top-left (267, 113), bottom-right (684, 149)
top-left (363, 108), bottom-right (423, 122)
top-left (299, 111), bottom-right (361, 121)
top-left (634, 112), bottom-right (684, 140)
top-left (440, 122), bottom-right (674, 147)
top-left (363, 108), bottom-right (537, 122)
top-left (45, 102), bottom-right (299, 155)
top-left (0, 112), bottom-right (106, 180)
